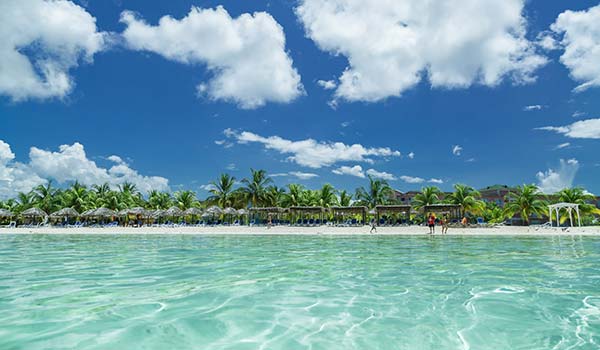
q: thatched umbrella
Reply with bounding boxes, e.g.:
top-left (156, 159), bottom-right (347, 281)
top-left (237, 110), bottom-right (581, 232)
top-left (237, 209), bottom-right (247, 216)
top-left (127, 207), bottom-right (150, 216)
top-left (81, 209), bottom-right (96, 217)
top-left (205, 206), bottom-right (223, 215)
top-left (151, 209), bottom-right (164, 218)
top-left (184, 207), bottom-right (204, 216)
top-left (0, 209), bottom-right (14, 218)
top-left (50, 208), bottom-right (79, 218)
top-left (92, 207), bottom-right (117, 218)
top-left (164, 206), bottom-right (184, 217)
top-left (21, 207), bottom-right (48, 218)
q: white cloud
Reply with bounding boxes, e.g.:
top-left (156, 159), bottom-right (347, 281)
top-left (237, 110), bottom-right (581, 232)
top-left (332, 165), bottom-right (365, 178)
top-left (407, 152), bottom-right (415, 159)
top-left (429, 178), bottom-right (444, 184)
top-left (340, 121), bottom-right (351, 128)
top-left (225, 129), bottom-right (401, 168)
top-left (120, 6), bottom-right (303, 109)
top-left (523, 105), bottom-right (544, 111)
top-left (400, 175), bottom-right (425, 184)
top-left (226, 163), bottom-right (237, 171)
top-left (317, 79), bottom-right (337, 90)
top-left (272, 171), bottom-right (319, 180)
top-left (27, 142), bottom-right (169, 194)
top-left (551, 4), bottom-right (600, 92)
top-left (0, 140), bottom-right (46, 199)
top-left (452, 145), bottom-right (463, 156)
top-left (537, 118), bottom-right (600, 139)
top-left (536, 159), bottom-right (579, 194)
top-left (366, 168), bottom-right (396, 181)
top-left (296, 0), bottom-right (546, 103)
top-left (0, 0), bottom-right (106, 101)
top-left (199, 184), bottom-right (216, 191)
top-left (554, 142), bottom-right (570, 150)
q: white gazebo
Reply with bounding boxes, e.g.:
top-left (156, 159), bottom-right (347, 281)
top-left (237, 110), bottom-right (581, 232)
top-left (548, 203), bottom-right (581, 227)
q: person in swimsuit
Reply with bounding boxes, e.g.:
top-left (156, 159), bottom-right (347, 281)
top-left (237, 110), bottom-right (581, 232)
top-left (427, 214), bottom-right (435, 234)
top-left (370, 219), bottom-right (377, 233)
top-left (441, 215), bottom-right (449, 234)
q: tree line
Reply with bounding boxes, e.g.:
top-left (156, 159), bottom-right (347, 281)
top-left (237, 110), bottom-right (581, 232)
top-left (1, 169), bottom-right (598, 225)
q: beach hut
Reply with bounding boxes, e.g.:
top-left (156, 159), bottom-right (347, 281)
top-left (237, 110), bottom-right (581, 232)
top-left (21, 207), bottom-right (48, 225)
top-left (375, 205), bottom-right (412, 226)
top-left (0, 209), bottom-right (14, 218)
top-left (248, 207), bottom-right (285, 225)
top-left (423, 204), bottom-right (462, 221)
top-left (50, 208), bottom-right (80, 225)
top-left (330, 206), bottom-right (367, 226)
top-left (289, 206), bottom-right (325, 226)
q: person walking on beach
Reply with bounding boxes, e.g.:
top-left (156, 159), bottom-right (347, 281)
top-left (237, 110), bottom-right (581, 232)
top-left (427, 214), bottom-right (436, 234)
top-left (370, 219), bottom-right (377, 233)
top-left (441, 215), bottom-right (449, 234)
top-left (267, 214), bottom-right (272, 229)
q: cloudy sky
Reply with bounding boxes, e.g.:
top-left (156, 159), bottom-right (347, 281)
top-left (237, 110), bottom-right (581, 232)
top-left (1, 0), bottom-right (600, 199)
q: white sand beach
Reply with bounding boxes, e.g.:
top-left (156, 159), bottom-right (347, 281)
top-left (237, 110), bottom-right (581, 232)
top-left (2, 225), bottom-right (600, 235)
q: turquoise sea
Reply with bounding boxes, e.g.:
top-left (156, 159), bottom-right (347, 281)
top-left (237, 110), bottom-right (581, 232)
top-left (0, 234), bottom-right (599, 350)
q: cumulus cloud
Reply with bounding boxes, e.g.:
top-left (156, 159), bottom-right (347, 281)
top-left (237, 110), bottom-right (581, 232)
top-left (536, 159), bottom-right (579, 194)
top-left (408, 152), bottom-right (415, 159)
top-left (120, 6), bottom-right (303, 109)
top-left (0, 140), bottom-right (169, 199)
top-left (537, 118), bottom-right (600, 139)
top-left (399, 175), bottom-right (442, 184)
top-left (317, 79), bottom-right (337, 90)
top-left (366, 169), bottom-right (396, 181)
top-left (272, 171), bottom-right (319, 180)
top-left (0, 140), bottom-right (46, 199)
top-left (225, 129), bottom-right (401, 168)
top-left (452, 145), bottom-right (463, 156)
top-left (554, 142), bottom-right (570, 150)
top-left (551, 4), bottom-right (600, 92)
top-left (0, 0), bottom-right (106, 101)
top-left (296, 0), bottom-right (546, 103)
top-left (28, 143), bottom-right (169, 194)
top-left (332, 165), bottom-right (365, 178)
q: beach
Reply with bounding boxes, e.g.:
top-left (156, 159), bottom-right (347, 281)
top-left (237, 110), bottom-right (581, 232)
top-left (2, 225), bottom-right (600, 235)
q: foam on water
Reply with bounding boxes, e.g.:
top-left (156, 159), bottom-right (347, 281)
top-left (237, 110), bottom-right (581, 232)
top-left (0, 234), bottom-right (599, 349)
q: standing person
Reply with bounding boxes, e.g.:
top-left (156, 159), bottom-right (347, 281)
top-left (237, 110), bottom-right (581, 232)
top-left (370, 219), bottom-right (377, 233)
top-left (427, 214), bottom-right (436, 234)
top-left (461, 216), bottom-right (468, 227)
top-left (441, 215), bottom-right (449, 234)
top-left (267, 214), bottom-right (272, 229)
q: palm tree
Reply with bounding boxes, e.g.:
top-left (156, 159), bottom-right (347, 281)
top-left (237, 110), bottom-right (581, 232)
top-left (281, 184), bottom-right (305, 207)
top-left (316, 184), bottom-right (338, 207)
top-left (62, 181), bottom-right (92, 212)
top-left (482, 202), bottom-right (506, 224)
top-left (31, 182), bottom-right (60, 214)
top-left (555, 187), bottom-right (600, 222)
top-left (338, 190), bottom-right (353, 207)
top-left (206, 173), bottom-right (237, 208)
top-left (15, 192), bottom-right (33, 213)
top-left (504, 184), bottom-right (547, 226)
top-left (174, 190), bottom-right (198, 210)
top-left (264, 186), bottom-right (285, 207)
top-left (445, 184), bottom-right (484, 217)
top-left (354, 176), bottom-right (392, 208)
top-left (412, 186), bottom-right (441, 211)
top-left (147, 190), bottom-right (172, 209)
top-left (240, 169), bottom-right (273, 207)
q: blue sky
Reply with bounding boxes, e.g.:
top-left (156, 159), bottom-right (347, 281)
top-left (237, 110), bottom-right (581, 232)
top-left (1, 0), bottom-right (600, 199)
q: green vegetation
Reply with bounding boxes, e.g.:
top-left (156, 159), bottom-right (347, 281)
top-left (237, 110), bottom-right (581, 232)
top-left (0, 169), bottom-right (598, 226)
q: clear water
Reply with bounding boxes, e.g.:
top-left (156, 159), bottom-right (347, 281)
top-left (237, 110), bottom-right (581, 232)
top-left (0, 234), bottom-right (599, 350)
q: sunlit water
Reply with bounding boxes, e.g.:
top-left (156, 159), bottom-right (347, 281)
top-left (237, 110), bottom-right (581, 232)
top-left (0, 234), bottom-right (599, 350)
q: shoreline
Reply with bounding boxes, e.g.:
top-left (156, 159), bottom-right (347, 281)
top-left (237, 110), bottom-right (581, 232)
top-left (1, 225), bottom-right (600, 236)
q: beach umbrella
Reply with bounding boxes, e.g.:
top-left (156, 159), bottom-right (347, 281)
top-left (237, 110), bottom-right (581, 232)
top-left (117, 209), bottom-right (129, 216)
top-left (164, 206), bottom-right (184, 217)
top-left (184, 207), bottom-right (204, 216)
top-left (92, 207), bottom-right (117, 217)
top-left (151, 209), bottom-right (164, 218)
top-left (223, 207), bottom-right (237, 215)
top-left (50, 208), bottom-right (79, 218)
top-left (236, 209), bottom-right (247, 216)
top-left (128, 207), bottom-right (150, 217)
top-left (0, 209), bottom-right (14, 217)
top-left (205, 206), bottom-right (223, 215)
top-left (81, 209), bottom-right (96, 217)
top-left (21, 207), bottom-right (48, 218)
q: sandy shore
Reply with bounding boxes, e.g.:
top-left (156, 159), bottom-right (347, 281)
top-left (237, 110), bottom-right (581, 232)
top-left (1, 225), bottom-right (600, 235)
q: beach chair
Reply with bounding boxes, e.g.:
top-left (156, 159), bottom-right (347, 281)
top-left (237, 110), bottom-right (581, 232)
top-left (5, 221), bottom-right (16, 228)
top-left (476, 217), bottom-right (486, 226)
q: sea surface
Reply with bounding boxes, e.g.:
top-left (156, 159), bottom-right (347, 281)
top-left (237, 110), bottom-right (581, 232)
top-left (0, 234), bottom-right (599, 350)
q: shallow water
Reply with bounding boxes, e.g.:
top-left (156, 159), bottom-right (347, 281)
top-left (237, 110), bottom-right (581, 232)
top-left (0, 234), bottom-right (599, 350)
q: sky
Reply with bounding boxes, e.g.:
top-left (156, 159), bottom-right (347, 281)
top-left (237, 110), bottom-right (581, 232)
top-left (1, 0), bottom-right (600, 199)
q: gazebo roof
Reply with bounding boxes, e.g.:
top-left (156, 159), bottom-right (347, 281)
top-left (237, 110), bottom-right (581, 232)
top-left (289, 206), bottom-right (324, 213)
top-left (548, 202), bottom-right (580, 209)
